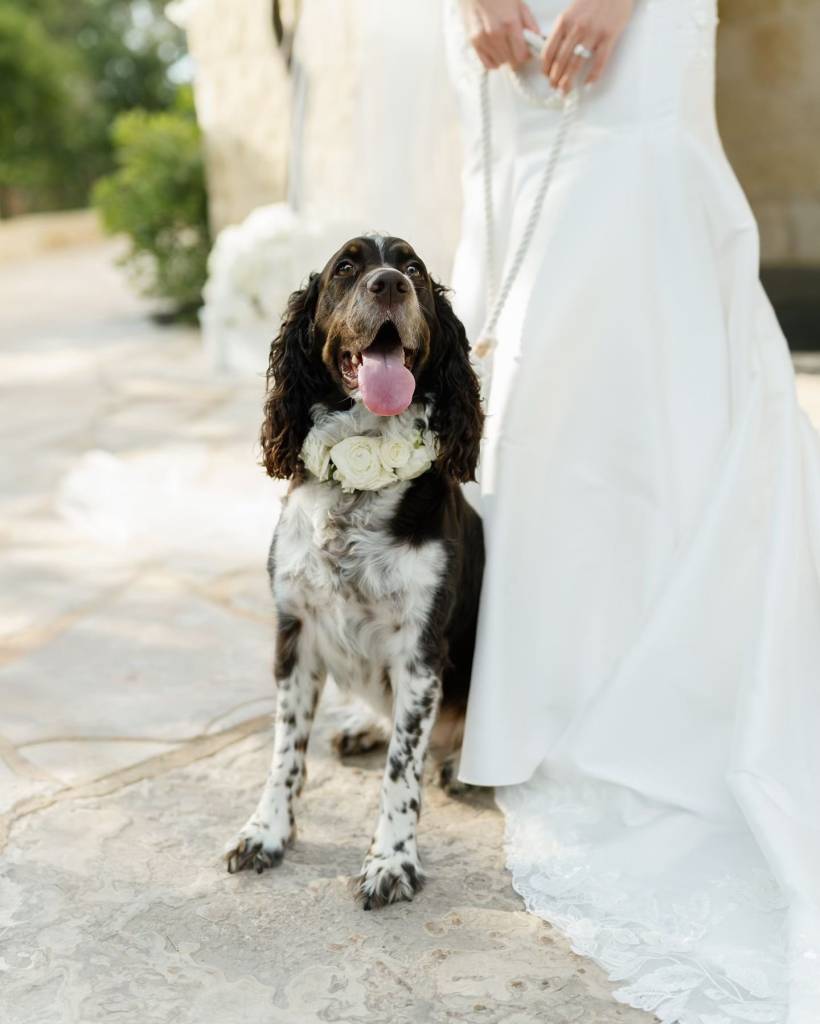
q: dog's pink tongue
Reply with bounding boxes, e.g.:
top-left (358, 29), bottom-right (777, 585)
top-left (358, 345), bottom-right (415, 416)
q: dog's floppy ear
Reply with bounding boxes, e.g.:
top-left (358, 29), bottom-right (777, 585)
top-left (260, 273), bottom-right (324, 478)
top-left (427, 282), bottom-right (484, 482)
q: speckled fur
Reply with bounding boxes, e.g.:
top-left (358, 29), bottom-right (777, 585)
top-left (225, 460), bottom-right (458, 904)
top-left (224, 235), bottom-right (484, 906)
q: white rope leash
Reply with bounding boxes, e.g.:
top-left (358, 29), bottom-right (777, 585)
top-left (474, 40), bottom-right (580, 362)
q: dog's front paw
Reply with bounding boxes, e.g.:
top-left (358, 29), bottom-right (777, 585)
top-left (224, 819), bottom-right (291, 875)
top-left (353, 851), bottom-right (425, 909)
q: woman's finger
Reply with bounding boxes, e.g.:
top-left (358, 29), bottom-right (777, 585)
top-left (558, 35), bottom-right (600, 92)
top-left (558, 53), bottom-right (585, 92)
top-left (481, 47), bottom-right (502, 69)
top-left (504, 13), bottom-right (530, 66)
top-left (585, 38), bottom-right (612, 83)
top-left (475, 29), bottom-right (505, 68)
top-left (488, 16), bottom-right (528, 67)
top-left (520, 3), bottom-right (541, 35)
top-left (540, 16), bottom-right (566, 76)
top-left (471, 35), bottom-right (500, 69)
top-left (548, 26), bottom-right (581, 88)
top-left (481, 21), bottom-right (513, 66)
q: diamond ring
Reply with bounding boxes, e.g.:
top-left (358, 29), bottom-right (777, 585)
top-left (573, 43), bottom-right (594, 60)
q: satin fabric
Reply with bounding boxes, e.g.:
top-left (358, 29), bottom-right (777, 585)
top-left (446, 2), bottom-right (820, 1021)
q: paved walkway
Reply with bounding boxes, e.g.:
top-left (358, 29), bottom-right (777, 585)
top-left (0, 242), bottom-right (656, 1024)
top-left (2, 242), bottom-right (818, 1024)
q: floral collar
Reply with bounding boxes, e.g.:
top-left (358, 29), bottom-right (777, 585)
top-left (299, 403), bottom-right (438, 493)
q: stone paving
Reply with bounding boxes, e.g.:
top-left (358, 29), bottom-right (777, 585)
top-left (1, 241), bottom-right (819, 1024)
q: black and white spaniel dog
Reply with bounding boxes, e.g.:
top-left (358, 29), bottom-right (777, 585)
top-left (224, 234), bottom-right (485, 908)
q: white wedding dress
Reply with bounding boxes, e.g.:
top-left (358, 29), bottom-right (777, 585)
top-left (446, 2), bottom-right (820, 1022)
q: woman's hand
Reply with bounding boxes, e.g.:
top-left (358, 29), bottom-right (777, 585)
top-left (463, 0), bottom-right (541, 70)
top-left (541, 0), bottom-right (634, 92)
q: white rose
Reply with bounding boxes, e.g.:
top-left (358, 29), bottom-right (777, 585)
top-left (330, 436), bottom-right (396, 492)
top-left (395, 444), bottom-right (434, 481)
top-left (379, 436), bottom-right (413, 470)
top-left (300, 432), bottom-right (332, 481)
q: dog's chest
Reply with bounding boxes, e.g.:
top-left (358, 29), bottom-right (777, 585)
top-left (273, 482), bottom-right (445, 686)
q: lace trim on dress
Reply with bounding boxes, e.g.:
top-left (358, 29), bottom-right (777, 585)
top-left (497, 778), bottom-right (793, 1024)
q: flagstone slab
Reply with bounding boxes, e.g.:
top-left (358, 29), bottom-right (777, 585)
top-left (0, 760), bottom-right (59, 816)
top-left (18, 738), bottom-right (182, 788)
top-left (0, 582), bottom-right (273, 747)
top-left (0, 721), bottom-right (650, 1024)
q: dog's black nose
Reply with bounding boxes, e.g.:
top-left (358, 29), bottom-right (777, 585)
top-left (367, 268), bottom-right (410, 306)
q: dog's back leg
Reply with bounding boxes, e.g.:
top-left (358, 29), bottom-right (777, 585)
top-left (429, 705), bottom-right (474, 796)
top-left (353, 664), bottom-right (442, 909)
top-left (225, 612), bottom-right (325, 874)
top-left (327, 688), bottom-right (391, 757)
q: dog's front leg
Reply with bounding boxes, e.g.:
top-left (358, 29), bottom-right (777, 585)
top-left (354, 664), bottom-right (442, 909)
top-left (225, 613), bottom-right (324, 874)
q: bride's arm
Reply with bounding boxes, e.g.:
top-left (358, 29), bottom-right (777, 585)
top-left (541, 0), bottom-right (634, 91)
top-left (462, 0), bottom-right (540, 69)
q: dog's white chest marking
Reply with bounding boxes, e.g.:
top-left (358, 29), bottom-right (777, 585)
top-left (274, 480), bottom-right (444, 710)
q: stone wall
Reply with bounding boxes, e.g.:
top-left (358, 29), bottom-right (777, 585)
top-left (173, 0), bottom-right (295, 233)
top-left (179, 0), bottom-right (820, 265)
top-left (717, 0), bottom-right (820, 264)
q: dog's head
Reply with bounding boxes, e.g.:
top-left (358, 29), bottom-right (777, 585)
top-left (261, 235), bottom-right (483, 483)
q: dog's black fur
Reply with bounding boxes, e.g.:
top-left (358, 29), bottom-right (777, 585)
top-left (225, 235), bottom-right (485, 908)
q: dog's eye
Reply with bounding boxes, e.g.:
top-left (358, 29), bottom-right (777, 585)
top-left (405, 262), bottom-right (423, 278)
top-left (334, 259), bottom-right (356, 277)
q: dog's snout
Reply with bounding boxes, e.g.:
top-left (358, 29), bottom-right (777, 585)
top-left (366, 268), bottom-right (410, 306)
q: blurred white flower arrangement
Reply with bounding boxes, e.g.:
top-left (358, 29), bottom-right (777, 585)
top-left (200, 202), bottom-right (360, 374)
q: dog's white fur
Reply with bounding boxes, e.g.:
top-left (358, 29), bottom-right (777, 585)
top-left (225, 405), bottom-right (451, 905)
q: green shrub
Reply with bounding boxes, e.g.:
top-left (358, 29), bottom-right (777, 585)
top-left (92, 89), bottom-right (211, 317)
top-left (0, 5), bottom-right (88, 212)
top-left (1, 0), bottom-right (186, 213)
